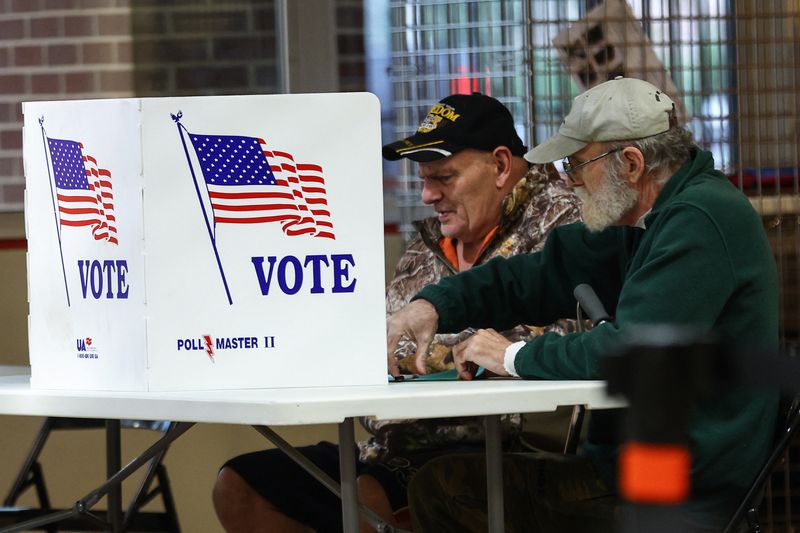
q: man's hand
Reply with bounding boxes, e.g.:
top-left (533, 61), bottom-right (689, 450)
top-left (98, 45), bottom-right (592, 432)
top-left (452, 328), bottom-right (511, 380)
top-left (386, 300), bottom-right (439, 376)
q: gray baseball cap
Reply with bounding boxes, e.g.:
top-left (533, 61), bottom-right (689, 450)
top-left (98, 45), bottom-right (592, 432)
top-left (525, 77), bottom-right (677, 164)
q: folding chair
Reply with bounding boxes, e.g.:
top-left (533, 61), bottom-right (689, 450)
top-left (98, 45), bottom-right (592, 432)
top-left (722, 394), bottom-right (800, 533)
top-left (0, 417), bottom-right (180, 532)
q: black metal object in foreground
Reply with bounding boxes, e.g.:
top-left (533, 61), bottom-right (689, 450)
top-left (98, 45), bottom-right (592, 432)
top-left (604, 326), bottom-right (800, 533)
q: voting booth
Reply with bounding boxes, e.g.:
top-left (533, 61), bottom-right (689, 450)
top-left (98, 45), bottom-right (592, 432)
top-left (23, 93), bottom-right (387, 391)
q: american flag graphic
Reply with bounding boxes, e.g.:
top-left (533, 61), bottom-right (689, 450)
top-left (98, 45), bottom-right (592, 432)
top-left (188, 133), bottom-right (335, 239)
top-left (48, 138), bottom-right (118, 245)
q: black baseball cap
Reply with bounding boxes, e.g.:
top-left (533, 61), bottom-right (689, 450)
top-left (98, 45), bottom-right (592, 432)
top-left (382, 93), bottom-right (527, 162)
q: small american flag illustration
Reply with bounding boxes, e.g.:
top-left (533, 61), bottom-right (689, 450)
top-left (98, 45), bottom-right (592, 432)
top-left (188, 133), bottom-right (335, 239)
top-left (48, 137), bottom-right (118, 245)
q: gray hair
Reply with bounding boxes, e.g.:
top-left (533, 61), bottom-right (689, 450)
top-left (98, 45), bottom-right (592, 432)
top-left (606, 127), bottom-right (695, 184)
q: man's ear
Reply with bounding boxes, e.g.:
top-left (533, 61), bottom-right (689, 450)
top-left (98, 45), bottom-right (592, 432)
top-left (621, 146), bottom-right (646, 184)
top-left (492, 146), bottom-right (513, 188)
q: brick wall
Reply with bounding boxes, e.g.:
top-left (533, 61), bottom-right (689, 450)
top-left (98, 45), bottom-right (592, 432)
top-left (0, 0), bottom-right (136, 209)
top-left (132, 1), bottom-right (277, 96)
top-left (0, 0), bottom-right (366, 211)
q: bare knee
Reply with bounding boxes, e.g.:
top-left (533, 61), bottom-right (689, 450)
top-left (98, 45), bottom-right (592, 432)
top-left (357, 474), bottom-right (397, 532)
top-left (213, 467), bottom-right (262, 529)
top-left (213, 466), bottom-right (311, 533)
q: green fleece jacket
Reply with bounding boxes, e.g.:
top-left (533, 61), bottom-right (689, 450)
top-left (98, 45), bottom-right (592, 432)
top-left (416, 149), bottom-right (778, 527)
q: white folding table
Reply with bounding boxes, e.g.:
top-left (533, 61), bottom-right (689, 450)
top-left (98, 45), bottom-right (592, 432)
top-left (0, 365), bottom-right (625, 532)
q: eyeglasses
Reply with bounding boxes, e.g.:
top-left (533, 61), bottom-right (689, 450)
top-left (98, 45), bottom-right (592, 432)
top-left (561, 148), bottom-right (622, 181)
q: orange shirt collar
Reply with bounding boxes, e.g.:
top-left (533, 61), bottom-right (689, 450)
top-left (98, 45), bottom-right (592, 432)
top-left (439, 226), bottom-right (499, 270)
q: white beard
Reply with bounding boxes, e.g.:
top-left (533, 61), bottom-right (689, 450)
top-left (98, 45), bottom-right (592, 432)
top-left (574, 165), bottom-right (639, 232)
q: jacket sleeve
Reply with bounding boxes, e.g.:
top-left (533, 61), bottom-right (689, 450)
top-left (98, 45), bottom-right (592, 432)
top-left (513, 204), bottom-right (737, 379)
top-left (415, 222), bottom-right (625, 334)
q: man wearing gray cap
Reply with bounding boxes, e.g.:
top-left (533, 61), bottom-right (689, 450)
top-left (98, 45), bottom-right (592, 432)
top-left (389, 77), bottom-right (778, 531)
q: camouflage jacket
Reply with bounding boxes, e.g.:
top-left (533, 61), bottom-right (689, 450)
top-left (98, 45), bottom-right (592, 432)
top-left (358, 164), bottom-right (582, 464)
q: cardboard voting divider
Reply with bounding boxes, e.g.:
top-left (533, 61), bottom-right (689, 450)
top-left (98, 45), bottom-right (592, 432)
top-left (23, 93), bottom-right (387, 391)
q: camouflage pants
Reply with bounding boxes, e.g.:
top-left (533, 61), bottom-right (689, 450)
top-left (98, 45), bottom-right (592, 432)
top-left (407, 450), bottom-right (618, 533)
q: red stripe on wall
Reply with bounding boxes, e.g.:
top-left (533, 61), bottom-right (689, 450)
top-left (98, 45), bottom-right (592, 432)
top-left (0, 239), bottom-right (27, 250)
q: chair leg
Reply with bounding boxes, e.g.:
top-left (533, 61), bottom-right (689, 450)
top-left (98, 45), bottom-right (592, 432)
top-left (29, 462), bottom-right (52, 510)
top-left (123, 452), bottom-right (164, 527)
top-left (3, 418), bottom-right (59, 533)
top-left (563, 405), bottom-right (586, 455)
top-left (121, 430), bottom-right (181, 533)
top-left (4, 418), bottom-right (53, 508)
top-left (156, 464), bottom-right (181, 533)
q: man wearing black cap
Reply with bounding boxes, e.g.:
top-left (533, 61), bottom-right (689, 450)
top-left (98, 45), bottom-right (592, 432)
top-left (211, 93), bottom-right (581, 533)
top-left (389, 78), bottom-right (778, 532)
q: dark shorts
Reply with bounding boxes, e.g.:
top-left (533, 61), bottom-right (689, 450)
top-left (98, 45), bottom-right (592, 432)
top-left (223, 441), bottom-right (476, 533)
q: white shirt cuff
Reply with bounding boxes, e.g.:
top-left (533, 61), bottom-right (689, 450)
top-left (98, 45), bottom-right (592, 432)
top-left (503, 341), bottom-right (524, 377)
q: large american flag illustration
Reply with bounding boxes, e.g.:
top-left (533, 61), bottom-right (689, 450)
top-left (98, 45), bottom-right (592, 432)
top-left (188, 133), bottom-right (335, 239)
top-left (48, 137), bottom-right (118, 245)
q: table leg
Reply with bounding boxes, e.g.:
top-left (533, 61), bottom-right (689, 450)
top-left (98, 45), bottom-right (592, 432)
top-left (105, 419), bottom-right (122, 533)
top-left (338, 417), bottom-right (359, 533)
top-left (484, 415), bottom-right (504, 533)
